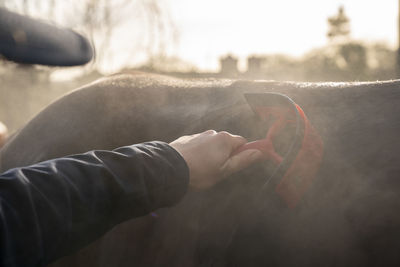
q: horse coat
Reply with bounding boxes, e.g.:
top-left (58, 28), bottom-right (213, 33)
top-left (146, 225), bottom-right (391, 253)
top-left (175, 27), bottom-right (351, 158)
top-left (1, 72), bottom-right (400, 267)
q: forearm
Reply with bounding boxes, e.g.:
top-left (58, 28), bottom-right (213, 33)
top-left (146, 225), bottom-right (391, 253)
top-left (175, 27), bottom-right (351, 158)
top-left (0, 141), bottom-right (189, 267)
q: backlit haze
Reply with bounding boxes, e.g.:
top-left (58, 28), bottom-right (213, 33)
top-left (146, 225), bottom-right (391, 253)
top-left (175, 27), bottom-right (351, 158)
top-left (2, 0), bottom-right (398, 73)
top-left (165, 0), bottom-right (397, 71)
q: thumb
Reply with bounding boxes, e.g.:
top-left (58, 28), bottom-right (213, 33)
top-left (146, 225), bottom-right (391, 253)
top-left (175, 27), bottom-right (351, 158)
top-left (221, 149), bottom-right (263, 177)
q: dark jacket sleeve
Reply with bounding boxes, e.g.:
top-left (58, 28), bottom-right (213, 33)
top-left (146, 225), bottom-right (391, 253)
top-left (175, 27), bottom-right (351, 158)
top-left (0, 141), bottom-right (189, 267)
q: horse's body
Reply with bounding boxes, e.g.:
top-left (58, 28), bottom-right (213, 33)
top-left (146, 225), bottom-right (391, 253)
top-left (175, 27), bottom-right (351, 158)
top-left (1, 73), bottom-right (400, 266)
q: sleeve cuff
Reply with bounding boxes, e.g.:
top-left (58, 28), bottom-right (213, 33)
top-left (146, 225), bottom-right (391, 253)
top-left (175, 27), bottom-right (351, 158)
top-left (112, 141), bottom-right (190, 214)
top-left (146, 141), bottom-right (190, 208)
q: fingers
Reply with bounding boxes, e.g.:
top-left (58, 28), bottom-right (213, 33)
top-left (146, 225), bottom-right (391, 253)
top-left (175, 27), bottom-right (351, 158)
top-left (203, 129), bottom-right (217, 135)
top-left (206, 130), bottom-right (246, 151)
top-left (221, 149), bottom-right (263, 177)
top-left (171, 129), bottom-right (260, 190)
top-left (219, 131), bottom-right (247, 150)
top-left (198, 130), bottom-right (247, 151)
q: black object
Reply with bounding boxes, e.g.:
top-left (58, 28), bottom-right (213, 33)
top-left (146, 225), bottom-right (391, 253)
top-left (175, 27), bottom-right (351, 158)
top-left (0, 7), bottom-right (93, 66)
top-left (0, 141), bottom-right (189, 266)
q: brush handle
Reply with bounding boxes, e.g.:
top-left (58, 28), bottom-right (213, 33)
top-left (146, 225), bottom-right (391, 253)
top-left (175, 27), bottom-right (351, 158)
top-left (233, 108), bottom-right (291, 165)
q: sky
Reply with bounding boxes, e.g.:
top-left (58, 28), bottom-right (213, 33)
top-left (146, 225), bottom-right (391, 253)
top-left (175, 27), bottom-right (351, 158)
top-left (163, 0), bottom-right (398, 71)
top-left (5, 0), bottom-right (397, 73)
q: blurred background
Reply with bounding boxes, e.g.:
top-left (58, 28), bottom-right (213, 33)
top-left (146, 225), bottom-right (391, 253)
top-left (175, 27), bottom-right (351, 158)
top-left (0, 0), bottom-right (399, 133)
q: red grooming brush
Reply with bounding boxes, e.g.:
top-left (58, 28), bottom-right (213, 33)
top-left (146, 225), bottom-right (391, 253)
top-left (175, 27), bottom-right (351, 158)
top-left (234, 93), bottom-right (324, 208)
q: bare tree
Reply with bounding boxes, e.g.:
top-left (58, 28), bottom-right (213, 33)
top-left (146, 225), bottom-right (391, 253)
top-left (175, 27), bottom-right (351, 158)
top-left (1, 0), bottom-right (178, 72)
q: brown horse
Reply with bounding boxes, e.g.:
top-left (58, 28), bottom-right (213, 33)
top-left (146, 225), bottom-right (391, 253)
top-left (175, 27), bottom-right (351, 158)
top-left (1, 72), bottom-right (400, 267)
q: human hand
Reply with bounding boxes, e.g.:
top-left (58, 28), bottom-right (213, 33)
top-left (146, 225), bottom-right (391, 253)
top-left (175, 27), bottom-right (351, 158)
top-left (170, 130), bottom-right (263, 190)
top-left (0, 121), bottom-right (8, 148)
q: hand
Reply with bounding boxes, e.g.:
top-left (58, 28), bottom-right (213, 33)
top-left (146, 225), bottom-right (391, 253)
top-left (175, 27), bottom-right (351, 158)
top-left (0, 121), bottom-right (8, 148)
top-left (170, 130), bottom-right (263, 190)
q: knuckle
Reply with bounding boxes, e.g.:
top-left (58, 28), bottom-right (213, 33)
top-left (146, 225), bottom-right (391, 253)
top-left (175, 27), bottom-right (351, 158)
top-left (217, 131), bottom-right (231, 139)
top-left (204, 129), bottom-right (217, 135)
top-left (237, 136), bottom-right (247, 144)
top-left (216, 131), bottom-right (232, 147)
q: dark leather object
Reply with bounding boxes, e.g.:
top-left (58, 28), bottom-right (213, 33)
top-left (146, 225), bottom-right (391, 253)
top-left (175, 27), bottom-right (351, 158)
top-left (0, 8), bottom-right (93, 66)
